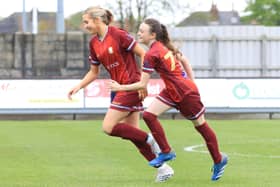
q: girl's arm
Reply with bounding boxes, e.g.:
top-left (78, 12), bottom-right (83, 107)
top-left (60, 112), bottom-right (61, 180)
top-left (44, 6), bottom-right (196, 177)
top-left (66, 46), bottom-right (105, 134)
top-left (132, 43), bottom-right (146, 67)
top-left (132, 43), bottom-right (147, 100)
top-left (176, 53), bottom-right (195, 81)
top-left (68, 65), bottom-right (99, 100)
top-left (108, 72), bottom-right (151, 91)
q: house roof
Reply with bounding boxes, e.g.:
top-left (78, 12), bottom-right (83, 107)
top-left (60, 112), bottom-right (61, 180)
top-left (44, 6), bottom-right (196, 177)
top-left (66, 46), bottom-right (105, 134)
top-left (177, 4), bottom-right (241, 27)
top-left (0, 11), bottom-right (56, 33)
top-left (0, 13), bottom-right (20, 33)
top-left (219, 11), bottom-right (240, 25)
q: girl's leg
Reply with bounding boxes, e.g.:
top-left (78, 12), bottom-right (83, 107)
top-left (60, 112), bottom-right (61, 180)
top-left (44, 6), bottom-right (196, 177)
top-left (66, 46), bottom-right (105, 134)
top-left (103, 108), bottom-right (147, 142)
top-left (120, 110), bottom-right (140, 129)
top-left (143, 98), bottom-right (172, 153)
top-left (178, 93), bottom-right (222, 164)
top-left (123, 111), bottom-right (157, 161)
top-left (120, 110), bottom-right (174, 181)
top-left (191, 114), bottom-right (222, 164)
top-left (103, 108), bottom-right (156, 161)
top-left (192, 115), bottom-right (228, 181)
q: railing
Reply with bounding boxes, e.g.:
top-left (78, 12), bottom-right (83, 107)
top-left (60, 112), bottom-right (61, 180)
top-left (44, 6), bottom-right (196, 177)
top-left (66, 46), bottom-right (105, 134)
top-left (1, 107), bottom-right (280, 120)
top-left (170, 26), bottom-right (280, 78)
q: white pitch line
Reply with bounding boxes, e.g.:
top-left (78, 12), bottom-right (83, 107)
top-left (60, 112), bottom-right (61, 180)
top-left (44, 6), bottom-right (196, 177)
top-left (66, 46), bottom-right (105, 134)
top-left (184, 144), bottom-right (280, 159)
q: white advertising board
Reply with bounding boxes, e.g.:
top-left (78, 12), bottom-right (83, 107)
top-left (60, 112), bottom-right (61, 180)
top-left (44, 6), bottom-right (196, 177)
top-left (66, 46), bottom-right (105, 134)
top-left (84, 79), bottom-right (166, 108)
top-left (195, 79), bottom-right (230, 107)
top-left (197, 79), bottom-right (280, 108)
top-left (84, 79), bottom-right (280, 108)
top-left (1, 79), bottom-right (279, 109)
top-left (226, 79), bottom-right (280, 107)
top-left (0, 80), bottom-right (84, 108)
top-left (84, 80), bottom-right (111, 108)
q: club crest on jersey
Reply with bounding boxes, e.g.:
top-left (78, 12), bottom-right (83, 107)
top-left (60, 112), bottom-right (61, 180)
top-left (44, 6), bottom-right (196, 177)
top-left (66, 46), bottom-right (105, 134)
top-left (108, 47), bottom-right (114, 54)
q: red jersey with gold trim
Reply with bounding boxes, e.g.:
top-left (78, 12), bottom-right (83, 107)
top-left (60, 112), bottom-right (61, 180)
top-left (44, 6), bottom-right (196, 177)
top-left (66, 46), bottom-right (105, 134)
top-left (88, 26), bottom-right (140, 84)
top-left (143, 41), bottom-right (198, 102)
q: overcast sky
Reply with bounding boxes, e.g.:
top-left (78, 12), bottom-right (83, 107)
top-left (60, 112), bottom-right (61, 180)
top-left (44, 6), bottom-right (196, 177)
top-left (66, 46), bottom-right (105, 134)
top-left (0, 0), bottom-right (248, 24)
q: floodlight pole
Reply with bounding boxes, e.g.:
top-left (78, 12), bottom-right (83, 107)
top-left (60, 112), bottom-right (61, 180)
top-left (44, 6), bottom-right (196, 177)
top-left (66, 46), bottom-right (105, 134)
top-left (32, 7), bottom-right (38, 34)
top-left (56, 0), bottom-right (65, 33)
top-left (22, 0), bottom-right (27, 32)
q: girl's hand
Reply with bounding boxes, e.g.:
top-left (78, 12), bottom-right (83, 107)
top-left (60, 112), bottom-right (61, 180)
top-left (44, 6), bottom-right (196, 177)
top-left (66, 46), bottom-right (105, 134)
top-left (138, 88), bottom-right (148, 100)
top-left (175, 52), bottom-right (183, 61)
top-left (107, 80), bottom-right (121, 91)
top-left (68, 85), bottom-right (81, 100)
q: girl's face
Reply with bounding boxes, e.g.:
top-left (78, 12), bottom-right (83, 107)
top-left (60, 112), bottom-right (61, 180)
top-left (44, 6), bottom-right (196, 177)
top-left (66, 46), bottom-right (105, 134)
top-left (137, 23), bottom-right (155, 45)
top-left (82, 14), bottom-right (99, 35)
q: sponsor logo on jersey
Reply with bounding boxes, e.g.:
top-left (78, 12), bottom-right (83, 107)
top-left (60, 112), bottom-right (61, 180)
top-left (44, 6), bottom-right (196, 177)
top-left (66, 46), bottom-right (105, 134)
top-left (107, 61), bottom-right (120, 70)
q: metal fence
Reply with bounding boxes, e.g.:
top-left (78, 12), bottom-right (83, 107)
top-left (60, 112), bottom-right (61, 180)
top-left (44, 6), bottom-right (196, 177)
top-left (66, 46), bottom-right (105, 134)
top-left (169, 26), bottom-right (280, 78)
top-left (1, 26), bottom-right (280, 118)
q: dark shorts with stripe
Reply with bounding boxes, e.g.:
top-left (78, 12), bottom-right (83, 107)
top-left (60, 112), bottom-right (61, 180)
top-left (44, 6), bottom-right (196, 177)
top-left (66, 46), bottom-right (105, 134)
top-left (110, 91), bottom-right (143, 112)
top-left (156, 89), bottom-right (205, 120)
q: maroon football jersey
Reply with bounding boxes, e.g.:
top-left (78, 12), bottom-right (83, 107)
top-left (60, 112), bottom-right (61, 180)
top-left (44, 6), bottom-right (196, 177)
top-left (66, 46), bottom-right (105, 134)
top-left (143, 41), bottom-right (198, 102)
top-left (88, 26), bottom-right (141, 84)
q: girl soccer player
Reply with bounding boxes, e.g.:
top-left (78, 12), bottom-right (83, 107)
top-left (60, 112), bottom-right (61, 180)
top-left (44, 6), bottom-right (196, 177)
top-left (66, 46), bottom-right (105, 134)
top-left (108, 18), bottom-right (228, 181)
top-left (68, 7), bottom-right (173, 182)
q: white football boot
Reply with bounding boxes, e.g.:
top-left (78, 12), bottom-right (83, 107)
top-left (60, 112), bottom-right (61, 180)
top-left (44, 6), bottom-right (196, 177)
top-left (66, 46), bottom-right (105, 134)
top-left (155, 163), bottom-right (174, 182)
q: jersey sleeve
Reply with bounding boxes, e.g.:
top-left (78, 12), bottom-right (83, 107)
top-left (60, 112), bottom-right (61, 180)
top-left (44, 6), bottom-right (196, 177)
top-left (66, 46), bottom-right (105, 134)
top-left (88, 41), bottom-right (100, 66)
top-left (117, 29), bottom-right (136, 51)
top-left (142, 53), bottom-right (155, 74)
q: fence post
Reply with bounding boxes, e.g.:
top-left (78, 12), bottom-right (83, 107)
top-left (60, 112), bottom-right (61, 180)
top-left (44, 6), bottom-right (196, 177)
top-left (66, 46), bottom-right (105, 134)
top-left (18, 33), bottom-right (27, 78)
top-left (210, 34), bottom-right (218, 77)
top-left (260, 34), bottom-right (267, 77)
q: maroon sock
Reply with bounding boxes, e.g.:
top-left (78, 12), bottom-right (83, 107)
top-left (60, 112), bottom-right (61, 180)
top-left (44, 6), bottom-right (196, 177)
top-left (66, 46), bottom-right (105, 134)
top-left (110, 123), bottom-right (148, 142)
top-left (143, 111), bottom-right (171, 153)
top-left (110, 123), bottom-right (156, 161)
top-left (195, 122), bottom-right (222, 164)
top-left (132, 141), bottom-right (156, 161)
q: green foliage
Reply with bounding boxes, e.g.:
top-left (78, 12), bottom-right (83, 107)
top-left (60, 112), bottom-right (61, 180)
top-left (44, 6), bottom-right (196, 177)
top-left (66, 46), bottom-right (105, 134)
top-left (63, 0), bottom-right (188, 32)
top-left (0, 119), bottom-right (279, 186)
top-left (65, 12), bottom-right (84, 31)
top-left (244, 0), bottom-right (280, 25)
top-left (109, 0), bottom-right (182, 32)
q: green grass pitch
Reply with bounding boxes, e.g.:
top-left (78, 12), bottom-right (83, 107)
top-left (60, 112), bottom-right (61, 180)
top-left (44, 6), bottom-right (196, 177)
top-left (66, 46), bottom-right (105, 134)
top-left (0, 119), bottom-right (279, 187)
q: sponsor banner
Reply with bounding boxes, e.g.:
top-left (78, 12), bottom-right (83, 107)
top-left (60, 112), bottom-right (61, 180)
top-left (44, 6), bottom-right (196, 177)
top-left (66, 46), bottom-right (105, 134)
top-left (1, 79), bottom-right (279, 109)
top-left (0, 80), bottom-right (84, 108)
top-left (84, 79), bottom-right (231, 108)
top-left (197, 79), bottom-right (280, 108)
top-left (84, 80), bottom-right (111, 108)
top-left (84, 79), bottom-right (165, 108)
top-left (195, 79), bottom-right (230, 107)
top-left (227, 79), bottom-right (280, 107)
top-left (84, 79), bottom-right (280, 108)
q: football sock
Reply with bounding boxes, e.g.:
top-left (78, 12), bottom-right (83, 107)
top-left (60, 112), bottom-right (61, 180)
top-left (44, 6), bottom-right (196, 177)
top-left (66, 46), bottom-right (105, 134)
top-left (110, 123), bottom-right (156, 161)
top-left (195, 122), bottom-right (222, 164)
top-left (143, 111), bottom-right (172, 153)
top-left (110, 123), bottom-right (147, 142)
top-left (132, 141), bottom-right (156, 161)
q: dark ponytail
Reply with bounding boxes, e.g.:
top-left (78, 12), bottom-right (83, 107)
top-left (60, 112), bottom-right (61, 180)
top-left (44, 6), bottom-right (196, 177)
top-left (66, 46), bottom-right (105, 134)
top-left (160, 24), bottom-right (179, 54)
top-left (144, 18), bottom-right (179, 54)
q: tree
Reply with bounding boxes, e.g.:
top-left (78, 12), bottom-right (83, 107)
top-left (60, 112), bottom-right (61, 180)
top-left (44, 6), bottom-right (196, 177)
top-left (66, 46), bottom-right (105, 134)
top-left (108, 0), bottom-right (188, 32)
top-left (65, 12), bottom-right (83, 31)
top-left (64, 0), bottom-right (190, 32)
top-left (242, 0), bottom-right (280, 25)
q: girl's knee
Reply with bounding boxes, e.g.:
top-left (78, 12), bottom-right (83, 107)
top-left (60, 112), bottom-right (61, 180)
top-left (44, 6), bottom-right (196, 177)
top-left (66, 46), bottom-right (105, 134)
top-left (192, 114), bottom-right (206, 126)
top-left (102, 123), bottom-right (113, 135)
top-left (142, 111), bottom-right (157, 123)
